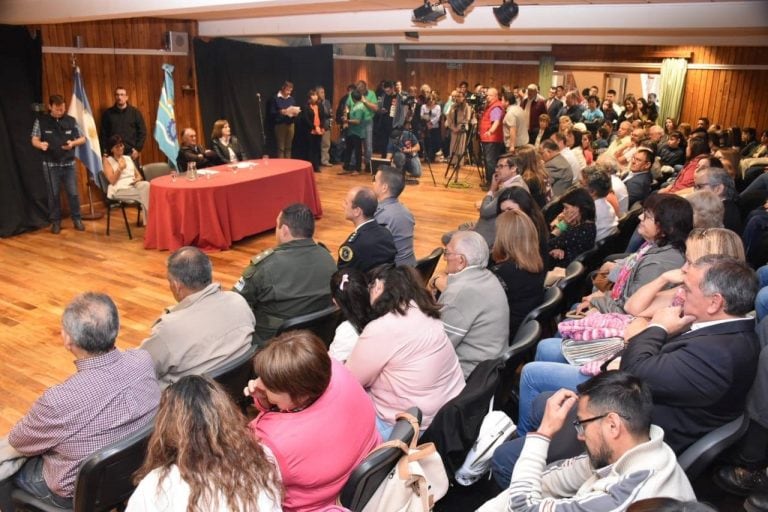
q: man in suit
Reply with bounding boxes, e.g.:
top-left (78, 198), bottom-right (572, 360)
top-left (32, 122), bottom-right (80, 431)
top-left (540, 139), bottom-right (574, 198)
top-left (338, 186), bottom-right (396, 272)
top-left (623, 146), bottom-right (654, 207)
top-left (545, 86), bottom-right (562, 130)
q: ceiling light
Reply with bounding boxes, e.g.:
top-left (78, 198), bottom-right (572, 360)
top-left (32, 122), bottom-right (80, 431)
top-left (412, 1), bottom-right (446, 24)
top-left (493, 0), bottom-right (519, 27)
top-left (448, 0), bottom-right (474, 17)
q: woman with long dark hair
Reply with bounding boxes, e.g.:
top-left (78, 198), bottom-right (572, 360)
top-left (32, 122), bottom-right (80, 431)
top-left (328, 268), bottom-right (372, 362)
top-left (547, 187), bottom-right (597, 269)
top-left (128, 375), bottom-right (282, 512)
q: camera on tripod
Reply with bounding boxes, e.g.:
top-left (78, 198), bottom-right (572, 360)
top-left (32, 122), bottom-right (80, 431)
top-left (466, 91), bottom-right (487, 115)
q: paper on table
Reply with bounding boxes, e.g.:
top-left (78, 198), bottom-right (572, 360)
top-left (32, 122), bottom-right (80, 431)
top-left (196, 169), bottom-right (219, 175)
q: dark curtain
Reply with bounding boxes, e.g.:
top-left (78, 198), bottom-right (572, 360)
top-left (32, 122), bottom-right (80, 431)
top-left (0, 25), bottom-right (47, 237)
top-left (194, 38), bottom-right (334, 159)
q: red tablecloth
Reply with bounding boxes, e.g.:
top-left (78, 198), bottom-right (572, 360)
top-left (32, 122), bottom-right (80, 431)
top-left (144, 159), bottom-right (322, 251)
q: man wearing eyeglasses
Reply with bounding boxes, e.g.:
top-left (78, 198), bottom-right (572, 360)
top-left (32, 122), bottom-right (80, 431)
top-left (478, 371), bottom-right (695, 512)
top-left (623, 147), bottom-right (654, 207)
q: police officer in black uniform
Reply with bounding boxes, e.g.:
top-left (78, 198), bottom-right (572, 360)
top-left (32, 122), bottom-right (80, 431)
top-left (338, 186), bottom-right (396, 272)
top-left (31, 94), bottom-right (87, 234)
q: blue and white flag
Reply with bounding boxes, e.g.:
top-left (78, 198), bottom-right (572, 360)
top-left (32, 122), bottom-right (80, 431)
top-left (68, 66), bottom-right (102, 179)
top-left (154, 63), bottom-right (179, 168)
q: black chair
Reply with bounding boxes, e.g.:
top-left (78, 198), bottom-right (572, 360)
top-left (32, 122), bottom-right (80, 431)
top-left (557, 260), bottom-right (587, 314)
top-left (678, 413), bottom-right (749, 481)
top-left (12, 422), bottom-right (154, 512)
top-left (542, 197), bottom-right (563, 224)
top-left (96, 172), bottom-right (142, 239)
top-left (207, 344), bottom-right (260, 413)
top-left (141, 162), bottom-right (171, 181)
top-left (339, 407), bottom-right (422, 511)
top-left (414, 247), bottom-right (444, 285)
top-left (495, 320), bottom-right (542, 415)
top-left (522, 286), bottom-right (563, 339)
top-left (609, 202), bottom-right (643, 254)
top-left (275, 305), bottom-right (342, 347)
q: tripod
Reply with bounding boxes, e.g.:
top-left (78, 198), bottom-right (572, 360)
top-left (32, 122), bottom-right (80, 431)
top-left (444, 123), bottom-right (485, 188)
top-left (416, 130), bottom-right (437, 186)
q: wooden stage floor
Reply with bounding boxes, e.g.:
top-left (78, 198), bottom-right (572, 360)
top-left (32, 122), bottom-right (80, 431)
top-left (0, 161), bottom-right (485, 434)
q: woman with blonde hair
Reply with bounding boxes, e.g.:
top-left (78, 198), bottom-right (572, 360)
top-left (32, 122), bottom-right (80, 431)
top-left (127, 375), bottom-right (282, 512)
top-left (491, 209), bottom-right (546, 339)
top-left (210, 119), bottom-right (245, 164)
top-left (558, 115), bottom-right (573, 134)
top-left (516, 144), bottom-right (549, 207)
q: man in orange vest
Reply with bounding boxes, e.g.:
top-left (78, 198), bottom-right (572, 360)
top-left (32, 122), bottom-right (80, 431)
top-left (479, 87), bottom-right (505, 190)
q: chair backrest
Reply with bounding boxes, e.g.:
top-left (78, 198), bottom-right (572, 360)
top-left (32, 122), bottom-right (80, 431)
top-left (142, 162), bottom-right (171, 181)
top-left (495, 320), bottom-right (542, 413)
top-left (414, 247), bottom-right (444, 285)
top-left (557, 260), bottom-right (587, 312)
top-left (73, 422), bottom-right (154, 512)
top-left (507, 319), bottom-right (542, 357)
top-left (611, 203), bottom-right (643, 253)
top-left (523, 286), bottom-right (563, 338)
top-left (677, 413), bottom-right (749, 481)
top-left (275, 305), bottom-right (342, 347)
top-left (207, 345), bottom-right (259, 408)
top-left (339, 407), bottom-right (422, 510)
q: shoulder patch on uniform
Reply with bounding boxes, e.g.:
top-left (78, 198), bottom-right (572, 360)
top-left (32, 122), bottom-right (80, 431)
top-left (234, 277), bottom-right (246, 292)
top-left (339, 245), bottom-right (354, 262)
top-left (250, 248), bottom-right (274, 266)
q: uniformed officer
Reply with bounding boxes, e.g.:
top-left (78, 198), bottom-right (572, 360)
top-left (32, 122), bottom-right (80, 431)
top-left (234, 203), bottom-right (337, 343)
top-left (338, 186), bottom-right (396, 272)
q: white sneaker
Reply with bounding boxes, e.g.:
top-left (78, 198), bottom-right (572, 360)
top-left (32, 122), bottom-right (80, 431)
top-left (455, 411), bottom-right (516, 486)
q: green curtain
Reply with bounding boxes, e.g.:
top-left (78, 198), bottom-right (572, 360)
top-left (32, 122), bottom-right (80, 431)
top-left (538, 55), bottom-right (556, 92)
top-left (658, 58), bottom-right (688, 125)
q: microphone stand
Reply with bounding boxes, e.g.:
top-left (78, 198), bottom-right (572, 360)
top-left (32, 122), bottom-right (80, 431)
top-left (256, 92), bottom-right (266, 156)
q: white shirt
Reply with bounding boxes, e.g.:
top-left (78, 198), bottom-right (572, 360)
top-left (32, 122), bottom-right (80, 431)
top-left (126, 464), bottom-right (281, 512)
top-left (611, 175), bottom-right (629, 214)
top-left (560, 147), bottom-right (582, 184)
top-left (595, 197), bottom-right (619, 242)
top-left (328, 320), bottom-right (360, 363)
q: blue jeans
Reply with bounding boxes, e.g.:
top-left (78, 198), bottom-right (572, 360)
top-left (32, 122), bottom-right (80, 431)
top-left (13, 457), bottom-right (72, 508)
top-left (516, 338), bottom-right (589, 435)
top-left (43, 162), bottom-right (82, 222)
top-left (364, 122), bottom-right (373, 168)
top-left (376, 415), bottom-right (394, 440)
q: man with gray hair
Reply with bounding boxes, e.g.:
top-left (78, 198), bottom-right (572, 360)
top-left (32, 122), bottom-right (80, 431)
top-left (142, 246), bottom-right (255, 387)
top-left (6, 293), bottom-right (160, 507)
top-left (693, 165), bottom-right (742, 234)
top-left (431, 230), bottom-right (509, 377)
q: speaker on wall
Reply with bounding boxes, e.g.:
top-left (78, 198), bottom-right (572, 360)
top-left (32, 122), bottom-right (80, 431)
top-left (165, 31), bottom-right (189, 54)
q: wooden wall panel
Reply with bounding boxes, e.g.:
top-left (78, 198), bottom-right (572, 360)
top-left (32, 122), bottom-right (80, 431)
top-left (37, 18), bottom-right (201, 210)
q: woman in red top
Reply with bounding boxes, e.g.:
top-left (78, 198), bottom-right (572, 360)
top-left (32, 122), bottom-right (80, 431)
top-left (303, 89), bottom-right (326, 172)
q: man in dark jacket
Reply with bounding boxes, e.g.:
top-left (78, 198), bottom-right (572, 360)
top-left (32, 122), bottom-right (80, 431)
top-left (100, 87), bottom-right (147, 162)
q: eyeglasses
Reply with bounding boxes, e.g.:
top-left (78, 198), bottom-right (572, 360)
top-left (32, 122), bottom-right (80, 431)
top-left (573, 412), bottom-right (630, 435)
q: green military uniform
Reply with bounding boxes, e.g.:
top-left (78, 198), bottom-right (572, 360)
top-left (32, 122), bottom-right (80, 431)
top-left (234, 238), bottom-right (337, 343)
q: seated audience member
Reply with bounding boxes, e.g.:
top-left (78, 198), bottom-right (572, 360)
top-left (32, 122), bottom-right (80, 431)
top-left (624, 147), bottom-right (654, 207)
top-left (491, 210), bottom-right (546, 339)
top-left (102, 135), bottom-right (150, 216)
top-left (739, 130), bottom-right (768, 174)
top-left (247, 331), bottom-right (380, 511)
top-left (540, 138), bottom-right (574, 198)
top-left (234, 203), bottom-right (337, 342)
top-left (496, 187), bottom-right (550, 264)
top-left (580, 95), bottom-right (605, 134)
top-left (428, 231), bottom-right (509, 378)
top-left (531, 113), bottom-right (554, 149)
top-left (688, 189), bottom-right (725, 229)
top-left (658, 130), bottom-right (687, 170)
top-left (584, 168), bottom-right (619, 242)
top-left (338, 186), bottom-right (397, 272)
top-left (479, 372), bottom-right (695, 512)
top-left (5, 293), bottom-right (160, 508)
top-left (547, 187), bottom-right (597, 269)
top-left (552, 131), bottom-right (583, 184)
top-left (740, 127), bottom-right (760, 158)
top-left (602, 120), bottom-right (632, 160)
top-left (616, 128), bottom-right (648, 176)
top-left (492, 256), bottom-right (760, 489)
top-left (176, 127), bottom-right (215, 171)
top-left (445, 154), bottom-right (529, 248)
top-left (517, 144), bottom-right (550, 207)
top-left (580, 194), bottom-right (692, 314)
top-left (346, 265), bottom-right (465, 438)
top-left (660, 135), bottom-right (710, 194)
top-left (141, 246), bottom-right (254, 388)
top-left (328, 268), bottom-right (372, 363)
top-left (127, 376), bottom-right (281, 512)
top-left (693, 165), bottom-right (742, 234)
top-left (373, 166), bottom-right (416, 267)
top-left (210, 119), bottom-right (245, 164)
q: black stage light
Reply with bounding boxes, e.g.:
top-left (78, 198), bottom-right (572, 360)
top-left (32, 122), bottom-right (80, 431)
top-left (412, 1), bottom-right (447, 23)
top-left (448, 0), bottom-right (475, 17)
top-left (493, 0), bottom-right (519, 27)
top-left (405, 31), bottom-right (420, 39)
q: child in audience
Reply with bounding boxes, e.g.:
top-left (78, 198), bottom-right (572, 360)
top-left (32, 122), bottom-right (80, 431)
top-left (328, 268), bottom-right (372, 362)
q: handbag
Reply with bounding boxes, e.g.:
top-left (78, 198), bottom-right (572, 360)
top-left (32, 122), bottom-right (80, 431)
top-left (361, 412), bottom-right (449, 512)
top-left (561, 337), bottom-right (625, 366)
top-left (454, 409), bottom-right (516, 486)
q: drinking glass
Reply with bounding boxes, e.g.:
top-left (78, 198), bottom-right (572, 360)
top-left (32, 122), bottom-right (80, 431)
top-left (263, 154), bottom-right (269, 166)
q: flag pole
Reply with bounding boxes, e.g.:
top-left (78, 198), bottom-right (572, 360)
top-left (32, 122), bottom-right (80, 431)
top-left (70, 57), bottom-right (103, 220)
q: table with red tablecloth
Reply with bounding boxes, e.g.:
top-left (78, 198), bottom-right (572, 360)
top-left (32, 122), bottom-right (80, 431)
top-left (144, 159), bottom-right (322, 251)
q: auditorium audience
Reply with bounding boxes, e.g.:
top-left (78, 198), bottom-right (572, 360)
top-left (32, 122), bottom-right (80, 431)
top-left (328, 268), bottom-right (372, 363)
top-left (102, 134), bottom-right (150, 216)
top-left (346, 265), bottom-right (465, 438)
top-left (247, 331), bottom-right (380, 511)
top-left (547, 187), bottom-right (596, 269)
top-left (660, 134), bottom-right (710, 194)
top-left (338, 186), bottom-right (397, 271)
top-left (141, 246), bottom-right (254, 388)
top-left (373, 166), bottom-right (416, 267)
top-left (127, 375), bottom-right (281, 512)
top-left (496, 187), bottom-right (550, 264)
top-left (516, 144), bottom-right (549, 207)
top-left (4, 292), bottom-right (160, 509)
top-left (540, 138), bottom-right (574, 198)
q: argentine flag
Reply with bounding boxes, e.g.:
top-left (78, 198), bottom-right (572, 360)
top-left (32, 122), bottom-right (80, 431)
top-left (154, 63), bottom-right (180, 168)
top-left (68, 67), bottom-right (103, 180)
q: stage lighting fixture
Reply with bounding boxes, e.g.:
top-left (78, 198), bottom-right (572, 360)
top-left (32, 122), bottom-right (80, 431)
top-left (412, 1), bottom-right (446, 23)
top-left (448, 0), bottom-right (474, 17)
top-left (493, 0), bottom-right (519, 27)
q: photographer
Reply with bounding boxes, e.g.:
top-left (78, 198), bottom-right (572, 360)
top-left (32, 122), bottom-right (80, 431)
top-left (390, 121), bottom-right (422, 178)
top-left (445, 91), bottom-right (473, 163)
